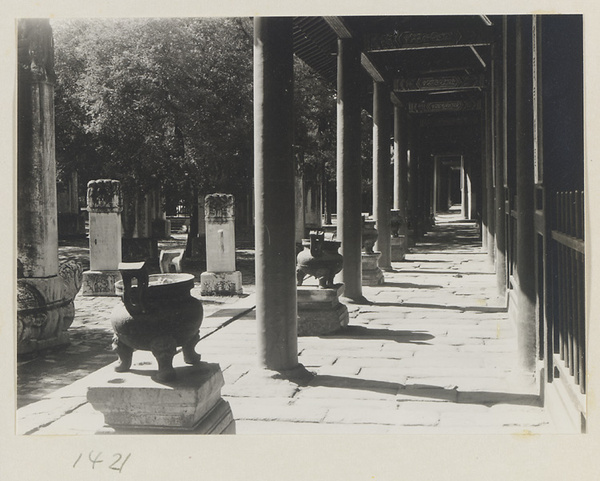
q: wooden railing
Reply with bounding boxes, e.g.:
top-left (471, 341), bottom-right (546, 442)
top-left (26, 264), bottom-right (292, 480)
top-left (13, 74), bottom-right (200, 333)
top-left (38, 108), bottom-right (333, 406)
top-left (550, 191), bottom-right (585, 394)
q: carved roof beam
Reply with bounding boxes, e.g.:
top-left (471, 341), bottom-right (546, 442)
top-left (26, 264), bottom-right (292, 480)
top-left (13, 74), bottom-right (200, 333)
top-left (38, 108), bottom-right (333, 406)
top-left (324, 16), bottom-right (391, 85)
top-left (409, 98), bottom-right (482, 114)
top-left (393, 73), bottom-right (486, 93)
top-left (363, 28), bottom-right (492, 53)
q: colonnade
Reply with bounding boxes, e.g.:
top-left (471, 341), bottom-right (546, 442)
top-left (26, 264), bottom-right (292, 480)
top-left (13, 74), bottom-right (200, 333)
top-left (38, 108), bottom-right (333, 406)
top-left (254, 18), bottom-right (427, 371)
top-left (253, 15), bottom-right (567, 378)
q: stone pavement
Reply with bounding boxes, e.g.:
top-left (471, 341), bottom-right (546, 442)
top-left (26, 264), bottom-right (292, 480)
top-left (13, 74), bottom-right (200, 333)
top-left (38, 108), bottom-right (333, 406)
top-left (17, 213), bottom-right (560, 434)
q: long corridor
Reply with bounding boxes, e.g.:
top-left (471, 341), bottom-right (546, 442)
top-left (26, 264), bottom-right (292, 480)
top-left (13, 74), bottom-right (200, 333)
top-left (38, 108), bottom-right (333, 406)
top-left (213, 212), bottom-right (552, 434)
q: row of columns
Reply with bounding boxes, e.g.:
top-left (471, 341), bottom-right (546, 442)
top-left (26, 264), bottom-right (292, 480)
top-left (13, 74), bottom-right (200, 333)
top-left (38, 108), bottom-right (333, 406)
top-left (254, 19), bottom-right (417, 371)
top-left (481, 17), bottom-right (537, 371)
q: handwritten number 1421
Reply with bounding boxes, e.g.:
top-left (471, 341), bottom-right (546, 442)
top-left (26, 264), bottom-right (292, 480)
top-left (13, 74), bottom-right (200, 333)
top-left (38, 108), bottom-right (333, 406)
top-left (73, 452), bottom-right (131, 473)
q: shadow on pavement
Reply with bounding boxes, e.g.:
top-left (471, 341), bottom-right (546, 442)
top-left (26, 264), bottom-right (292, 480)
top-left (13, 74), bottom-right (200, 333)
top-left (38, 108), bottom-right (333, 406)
top-left (307, 375), bottom-right (541, 407)
top-left (321, 325), bottom-right (434, 344)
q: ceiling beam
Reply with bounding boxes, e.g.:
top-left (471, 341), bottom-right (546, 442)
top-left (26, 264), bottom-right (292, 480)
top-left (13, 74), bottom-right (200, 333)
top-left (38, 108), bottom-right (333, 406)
top-left (363, 29), bottom-right (492, 53)
top-left (394, 73), bottom-right (486, 93)
top-left (323, 16), bottom-right (353, 39)
top-left (324, 16), bottom-right (390, 86)
top-left (361, 53), bottom-right (385, 83)
top-left (469, 45), bottom-right (487, 68)
top-left (409, 98), bottom-right (482, 114)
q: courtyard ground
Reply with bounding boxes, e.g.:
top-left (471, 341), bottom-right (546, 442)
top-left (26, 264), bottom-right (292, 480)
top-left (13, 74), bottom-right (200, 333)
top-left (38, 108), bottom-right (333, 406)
top-left (16, 211), bottom-right (562, 434)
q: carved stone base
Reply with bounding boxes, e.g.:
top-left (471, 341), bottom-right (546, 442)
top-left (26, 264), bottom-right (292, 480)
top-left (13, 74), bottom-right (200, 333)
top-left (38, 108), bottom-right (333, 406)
top-left (82, 270), bottom-right (121, 296)
top-left (17, 261), bottom-right (82, 356)
top-left (297, 284), bottom-right (349, 336)
top-left (200, 271), bottom-right (243, 296)
top-left (390, 235), bottom-right (407, 262)
top-left (87, 356), bottom-right (235, 434)
top-left (362, 252), bottom-right (384, 286)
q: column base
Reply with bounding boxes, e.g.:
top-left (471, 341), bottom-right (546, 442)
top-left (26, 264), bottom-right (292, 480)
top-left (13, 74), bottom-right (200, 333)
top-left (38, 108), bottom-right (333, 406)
top-left (200, 271), bottom-right (243, 296)
top-left (390, 235), bottom-right (407, 262)
top-left (362, 252), bottom-right (384, 286)
top-left (17, 261), bottom-right (82, 357)
top-left (82, 270), bottom-right (122, 296)
top-left (297, 284), bottom-right (350, 336)
top-left (87, 356), bottom-right (235, 434)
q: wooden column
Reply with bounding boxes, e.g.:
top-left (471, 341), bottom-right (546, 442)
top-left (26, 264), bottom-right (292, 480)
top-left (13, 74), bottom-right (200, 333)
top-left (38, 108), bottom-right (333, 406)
top-left (485, 92), bottom-right (496, 265)
top-left (494, 29), bottom-right (507, 298)
top-left (336, 38), bottom-right (363, 300)
top-left (461, 156), bottom-right (467, 219)
top-left (393, 104), bottom-right (408, 219)
top-left (407, 120), bottom-right (418, 243)
top-left (515, 16), bottom-right (537, 371)
top-left (254, 17), bottom-right (298, 371)
top-left (466, 159), bottom-right (474, 220)
top-left (373, 81), bottom-right (392, 270)
top-left (480, 116), bottom-right (488, 252)
top-left (433, 157), bottom-right (439, 215)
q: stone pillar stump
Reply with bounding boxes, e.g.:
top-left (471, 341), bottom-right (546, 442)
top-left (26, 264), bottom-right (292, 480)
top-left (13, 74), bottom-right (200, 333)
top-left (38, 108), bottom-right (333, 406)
top-left (17, 19), bottom-right (83, 356)
top-left (200, 193), bottom-right (242, 295)
top-left (82, 179), bottom-right (123, 296)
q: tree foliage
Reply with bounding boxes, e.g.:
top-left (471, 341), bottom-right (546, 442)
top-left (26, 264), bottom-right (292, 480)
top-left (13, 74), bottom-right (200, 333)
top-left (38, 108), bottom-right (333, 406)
top-left (52, 18), bottom-right (254, 210)
top-left (53, 18), bottom-right (365, 221)
top-left (293, 57), bottom-right (337, 181)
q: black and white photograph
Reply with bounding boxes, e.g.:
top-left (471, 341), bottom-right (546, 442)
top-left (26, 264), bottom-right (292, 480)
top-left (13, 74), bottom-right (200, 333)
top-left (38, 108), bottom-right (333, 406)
top-left (3, 1), bottom-right (599, 479)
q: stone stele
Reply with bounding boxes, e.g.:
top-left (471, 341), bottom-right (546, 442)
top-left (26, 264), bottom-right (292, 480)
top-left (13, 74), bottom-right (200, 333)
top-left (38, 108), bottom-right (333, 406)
top-left (200, 193), bottom-right (243, 295)
top-left (82, 179), bottom-right (123, 296)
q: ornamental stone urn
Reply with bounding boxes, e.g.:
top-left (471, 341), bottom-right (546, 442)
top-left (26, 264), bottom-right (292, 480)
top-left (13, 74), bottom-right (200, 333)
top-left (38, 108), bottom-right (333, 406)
top-left (110, 261), bottom-right (203, 382)
top-left (296, 231), bottom-right (343, 288)
top-left (362, 217), bottom-right (379, 254)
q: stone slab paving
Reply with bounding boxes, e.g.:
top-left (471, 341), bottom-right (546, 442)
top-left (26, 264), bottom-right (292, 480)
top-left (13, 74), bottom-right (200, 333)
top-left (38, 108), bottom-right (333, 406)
top-left (18, 213), bottom-right (560, 435)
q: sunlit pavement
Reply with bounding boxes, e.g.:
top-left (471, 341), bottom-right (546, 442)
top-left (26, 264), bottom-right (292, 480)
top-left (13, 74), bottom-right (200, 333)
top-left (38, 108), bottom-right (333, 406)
top-left (17, 212), bottom-right (558, 435)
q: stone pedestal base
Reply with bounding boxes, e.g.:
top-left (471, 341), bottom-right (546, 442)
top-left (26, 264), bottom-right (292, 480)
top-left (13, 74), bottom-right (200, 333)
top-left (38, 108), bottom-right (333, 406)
top-left (17, 261), bottom-right (82, 356)
top-left (82, 270), bottom-right (121, 296)
top-left (297, 284), bottom-right (349, 336)
top-left (87, 356), bottom-right (235, 434)
top-left (362, 252), bottom-right (384, 286)
top-left (200, 271), bottom-right (243, 296)
top-left (390, 235), bottom-right (407, 262)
